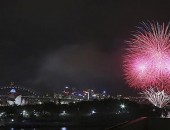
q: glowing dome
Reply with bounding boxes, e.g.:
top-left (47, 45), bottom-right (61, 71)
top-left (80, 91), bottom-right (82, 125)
top-left (10, 89), bottom-right (16, 93)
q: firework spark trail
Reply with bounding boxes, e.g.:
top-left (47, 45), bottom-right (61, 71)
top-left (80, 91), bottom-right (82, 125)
top-left (123, 22), bottom-right (170, 90)
top-left (141, 87), bottom-right (170, 108)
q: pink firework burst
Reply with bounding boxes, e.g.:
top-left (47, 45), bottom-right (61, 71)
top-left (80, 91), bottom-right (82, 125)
top-left (123, 22), bottom-right (170, 90)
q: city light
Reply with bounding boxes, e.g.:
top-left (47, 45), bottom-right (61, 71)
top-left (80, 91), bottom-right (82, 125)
top-left (83, 91), bottom-right (89, 100)
top-left (22, 110), bottom-right (29, 118)
top-left (0, 112), bottom-right (5, 117)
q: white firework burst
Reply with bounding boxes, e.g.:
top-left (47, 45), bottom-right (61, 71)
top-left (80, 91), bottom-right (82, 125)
top-left (141, 87), bottom-right (170, 108)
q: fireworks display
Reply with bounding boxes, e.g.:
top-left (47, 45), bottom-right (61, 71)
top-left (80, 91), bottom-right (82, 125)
top-left (123, 22), bottom-right (170, 90)
top-left (141, 87), bottom-right (170, 108)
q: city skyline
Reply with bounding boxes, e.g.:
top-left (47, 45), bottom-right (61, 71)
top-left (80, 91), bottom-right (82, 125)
top-left (0, 82), bottom-right (147, 107)
top-left (0, 1), bottom-right (170, 95)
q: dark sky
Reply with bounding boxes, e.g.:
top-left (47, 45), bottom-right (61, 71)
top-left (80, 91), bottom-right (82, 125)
top-left (0, 0), bottom-right (170, 95)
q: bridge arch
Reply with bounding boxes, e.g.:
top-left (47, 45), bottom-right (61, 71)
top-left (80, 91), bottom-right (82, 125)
top-left (0, 85), bottom-right (38, 96)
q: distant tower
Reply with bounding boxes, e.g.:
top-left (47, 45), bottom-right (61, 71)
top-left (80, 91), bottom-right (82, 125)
top-left (10, 82), bottom-right (15, 86)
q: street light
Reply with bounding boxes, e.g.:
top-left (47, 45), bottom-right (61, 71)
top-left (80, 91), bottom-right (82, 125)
top-left (119, 103), bottom-right (127, 114)
top-left (62, 110), bottom-right (66, 115)
top-left (59, 110), bottom-right (68, 116)
top-left (120, 104), bottom-right (126, 109)
top-left (91, 110), bottom-right (96, 114)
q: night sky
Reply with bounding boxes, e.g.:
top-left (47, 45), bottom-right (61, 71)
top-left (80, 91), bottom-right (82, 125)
top-left (0, 0), bottom-right (170, 95)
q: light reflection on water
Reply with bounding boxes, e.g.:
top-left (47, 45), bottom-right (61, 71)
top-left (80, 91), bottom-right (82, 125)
top-left (5, 126), bottom-right (103, 130)
top-left (7, 127), bottom-right (67, 130)
top-left (61, 127), bottom-right (67, 130)
top-left (9, 127), bottom-right (68, 130)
